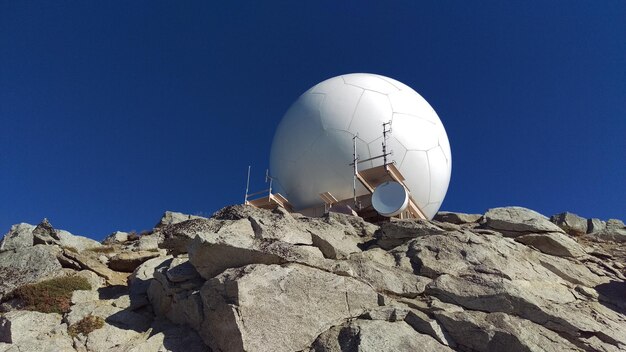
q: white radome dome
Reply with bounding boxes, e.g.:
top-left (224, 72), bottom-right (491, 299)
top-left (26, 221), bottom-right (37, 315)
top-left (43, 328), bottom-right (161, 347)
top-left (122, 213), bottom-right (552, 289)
top-left (269, 73), bottom-right (451, 219)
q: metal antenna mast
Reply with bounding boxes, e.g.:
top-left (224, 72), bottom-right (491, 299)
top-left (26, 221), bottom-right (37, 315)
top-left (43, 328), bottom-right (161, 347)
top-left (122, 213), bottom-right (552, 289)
top-left (348, 122), bottom-right (393, 209)
top-left (265, 169), bottom-right (274, 200)
top-left (352, 135), bottom-right (359, 208)
top-left (382, 121), bottom-right (392, 172)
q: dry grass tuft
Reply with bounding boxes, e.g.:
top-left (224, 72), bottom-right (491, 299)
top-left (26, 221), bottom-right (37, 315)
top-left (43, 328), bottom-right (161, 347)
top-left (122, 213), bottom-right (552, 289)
top-left (5, 276), bottom-right (91, 314)
top-left (68, 315), bottom-right (105, 337)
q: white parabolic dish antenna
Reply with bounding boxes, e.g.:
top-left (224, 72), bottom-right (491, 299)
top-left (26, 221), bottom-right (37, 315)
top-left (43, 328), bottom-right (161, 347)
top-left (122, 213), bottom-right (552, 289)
top-left (270, 73), bottom-right (452, 219)
top-left (372, 181), bottom-right (409, 217)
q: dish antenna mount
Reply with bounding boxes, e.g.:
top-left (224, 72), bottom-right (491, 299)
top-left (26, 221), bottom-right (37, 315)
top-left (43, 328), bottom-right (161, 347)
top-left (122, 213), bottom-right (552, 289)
top-left (372, 181), bottom-right (409, 217)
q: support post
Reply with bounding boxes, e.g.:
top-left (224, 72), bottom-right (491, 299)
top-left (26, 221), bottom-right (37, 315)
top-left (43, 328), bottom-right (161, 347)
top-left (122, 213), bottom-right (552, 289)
top-left (244, 165), bottom-right (251, 204)
top-left (265, 169), bottom-right (273, 201)
top-left (382, 121), bottom-right (392, 172)
top-left (352, 135), bottom-right (358, 208)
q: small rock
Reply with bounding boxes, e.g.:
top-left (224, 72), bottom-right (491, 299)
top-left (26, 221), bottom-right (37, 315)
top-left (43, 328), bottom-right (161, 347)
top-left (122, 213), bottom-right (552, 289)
top-left (103, 231), bottom-right (129, 244)
top-left (361, 306), bottom-right (408, 322)
top-left (155, 211), bottom-right (206, 228)
top-left (32, 219), bottom-right (60, 246)
top-left (574, 285), bottom-right (599, 300)
top-left (112, 295), bottom-right (131, 309)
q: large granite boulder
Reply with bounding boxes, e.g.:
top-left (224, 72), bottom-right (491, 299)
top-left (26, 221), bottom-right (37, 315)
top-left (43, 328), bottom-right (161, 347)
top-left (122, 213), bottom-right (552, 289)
top-left (425, 273), bottom-right (626, 349)
top-left (587, 218), bottom-right (606, 233)
top-left (1, 220), bottom-right (101, 253)
top-left (147, 256), bottom-right (204, 330)
top-left (200, 263), bottom-right (379, 352)
top-left (515, 232), bottom-right (586, 257)
top-left (550, 212), bottom-right (588, 236)
top-left (606, 219), bottom-right (625, 229)
top-left (310, 319), bottom-right (453, 352)
top-left (434, 309), bottom-right (580, 351)
top-left (481, 206), bottom-right (565, 237)
top-left (591, 228), bottom-right (626, 243)
top-left (55, 229), bottom-right (102, 252)
top-left (0, 310), bottom-right (73, 351)
top-left (0, 224), bottom-right (35, 252)
top-left (188, 229), bottom-right (325, 279)
top-left (129, 255), bottom-right (172, 309)
top-left (0, 245), bottom-right (63, 299)
top-left (376, 219), bottom-right (446, 250)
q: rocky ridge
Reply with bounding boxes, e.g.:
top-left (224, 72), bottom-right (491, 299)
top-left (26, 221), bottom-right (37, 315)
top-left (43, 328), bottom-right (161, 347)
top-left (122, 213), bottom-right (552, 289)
top-left (0, 207), bottom-right (624, 351)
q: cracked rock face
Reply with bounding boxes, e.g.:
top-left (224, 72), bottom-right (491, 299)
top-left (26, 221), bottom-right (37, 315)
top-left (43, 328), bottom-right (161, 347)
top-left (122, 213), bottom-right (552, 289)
top-left (200, 263), bottom-right (379, 352)
top-left (1, 205), bottom-right (625, 352)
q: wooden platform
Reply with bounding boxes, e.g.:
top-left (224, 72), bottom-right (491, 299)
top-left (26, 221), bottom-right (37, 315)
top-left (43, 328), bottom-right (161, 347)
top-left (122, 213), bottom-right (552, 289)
top-left (355, 164), bottom-right (427, 220)
top-left (245, 163), bottom-right (426, 221)
top-left (246, 193), bottom-right (293, 212)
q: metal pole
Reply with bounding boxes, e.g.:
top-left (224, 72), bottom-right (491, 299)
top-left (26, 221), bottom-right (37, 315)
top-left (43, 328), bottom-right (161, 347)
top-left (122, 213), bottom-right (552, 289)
top-left (265, 169), bottom-right (272, 201)
top-left (353, 135), bottom-right (358, 207)
top-left (382, 121), bottom-right (391, 172)
top-left (268, 173), bottom-right (273, 200)
top-left (244, 165), bottom-right (251, 204)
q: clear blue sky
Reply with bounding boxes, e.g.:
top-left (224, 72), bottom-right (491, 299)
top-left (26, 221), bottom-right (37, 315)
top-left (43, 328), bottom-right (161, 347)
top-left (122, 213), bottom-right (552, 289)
top-left (1, 1), bottom-right (624, 240)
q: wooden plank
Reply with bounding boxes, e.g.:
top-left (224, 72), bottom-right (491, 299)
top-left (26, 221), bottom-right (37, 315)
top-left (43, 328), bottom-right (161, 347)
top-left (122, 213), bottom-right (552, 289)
top-left (247, 193), bottom-right (293, 212)
top-left (406, 199), bottom-right (427, 220)
top-left (356, 172), bottom-right (375, 193)
top-left (273, 193), bottom-right (294, 211)
top-left (319, 192), bottom-right (338, 205)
